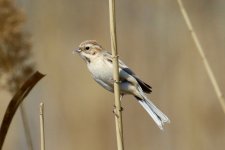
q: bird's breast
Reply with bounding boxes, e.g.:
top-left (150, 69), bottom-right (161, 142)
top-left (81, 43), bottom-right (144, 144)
top-left (87, 58), bottom-right (114, 85)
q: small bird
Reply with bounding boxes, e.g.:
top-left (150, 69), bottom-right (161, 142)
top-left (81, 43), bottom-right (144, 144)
top-left (74, 40), bottom-right (170, 130)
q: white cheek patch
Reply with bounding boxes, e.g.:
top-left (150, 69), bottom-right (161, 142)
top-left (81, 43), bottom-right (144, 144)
top-left (80, 52), bottom-right (91, 63)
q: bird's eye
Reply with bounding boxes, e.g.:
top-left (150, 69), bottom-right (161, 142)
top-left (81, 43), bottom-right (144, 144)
top-left (85, 46), bottom-right (90, 50)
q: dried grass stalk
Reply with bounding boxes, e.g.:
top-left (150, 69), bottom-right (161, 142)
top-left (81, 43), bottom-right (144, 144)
top-left (177, 0), bottom-right (225, 114)
top-left (109, 0), bottom-right (124, 149)
top-left (0, 71), bottom-right (45, 150)
top-left (40, 102), bottom-right (45, 150)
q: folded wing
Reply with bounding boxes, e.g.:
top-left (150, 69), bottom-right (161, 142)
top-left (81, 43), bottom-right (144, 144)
top-left (104, 51), bottom-right (152, 94)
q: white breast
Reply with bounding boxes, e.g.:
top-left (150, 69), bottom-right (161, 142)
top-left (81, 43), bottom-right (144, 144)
top-left (87, 56), bottom-right (114, 91)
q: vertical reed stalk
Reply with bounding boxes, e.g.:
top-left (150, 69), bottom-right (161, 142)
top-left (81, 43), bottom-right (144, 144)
top-left (177, 0), bottom-right (225, 114)
top-left (40, 103), bottom-right (45, 150)
top-left (19, 104), bottom-right (34, 150)
top-left (108, 0), bottom-right (124, 150)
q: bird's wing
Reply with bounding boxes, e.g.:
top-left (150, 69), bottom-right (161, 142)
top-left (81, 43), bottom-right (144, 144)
top-left (104, 51), bottom-right (152, 93)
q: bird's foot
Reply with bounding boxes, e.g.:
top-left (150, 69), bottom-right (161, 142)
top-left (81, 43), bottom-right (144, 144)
top-left (113, 105), bottom-right (124, 118)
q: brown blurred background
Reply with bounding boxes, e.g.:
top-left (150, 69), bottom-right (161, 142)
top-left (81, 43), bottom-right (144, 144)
top-left (1, 0), bottom-right (225, 150)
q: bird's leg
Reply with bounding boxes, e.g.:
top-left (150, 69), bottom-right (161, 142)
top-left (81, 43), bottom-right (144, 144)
top-left (119, 94), bottom-right (124, 111)
top-left (112, 105), bottom-right (119, 118)
top-left (120, 94), bottom-right (123, 101)
top-left (113, 94), bottom-right (124, 118)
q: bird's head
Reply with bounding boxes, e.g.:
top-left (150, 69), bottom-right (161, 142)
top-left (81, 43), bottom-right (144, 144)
top-left (74, 40), bottom-right (103, 63)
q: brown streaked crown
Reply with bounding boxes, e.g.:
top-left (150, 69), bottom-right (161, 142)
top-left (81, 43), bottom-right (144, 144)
top-left (79, 40), bottom-right (103, 49)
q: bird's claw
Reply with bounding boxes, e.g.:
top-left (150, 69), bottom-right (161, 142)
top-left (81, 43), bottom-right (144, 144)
top-left (113, 105), bottom-right (124, 118)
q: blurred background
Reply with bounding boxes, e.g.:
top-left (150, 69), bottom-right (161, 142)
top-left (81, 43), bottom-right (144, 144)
top-left (0, 0), bottom-right (225, 150)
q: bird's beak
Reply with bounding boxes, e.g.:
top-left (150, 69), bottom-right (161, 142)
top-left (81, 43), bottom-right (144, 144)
top-left (72, 48), bottom-right (81, 54)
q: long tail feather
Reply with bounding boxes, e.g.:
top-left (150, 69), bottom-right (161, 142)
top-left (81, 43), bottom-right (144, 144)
top-left (137, 86), bottom-right (170, 130)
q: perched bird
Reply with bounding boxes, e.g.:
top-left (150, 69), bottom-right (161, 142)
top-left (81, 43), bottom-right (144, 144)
top-left (74, 40), bottom-right (170, 130)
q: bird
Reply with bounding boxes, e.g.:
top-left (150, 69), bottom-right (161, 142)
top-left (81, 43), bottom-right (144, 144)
top-left (74, 40), bottom-right (170, 130)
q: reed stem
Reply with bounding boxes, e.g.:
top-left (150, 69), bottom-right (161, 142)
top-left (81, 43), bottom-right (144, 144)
top-left (40, 102), bottom-right (45, 150)
top-left (177, 0), bottom-right (225, 114)
top-left (108, 0), bottom-right (125, 150)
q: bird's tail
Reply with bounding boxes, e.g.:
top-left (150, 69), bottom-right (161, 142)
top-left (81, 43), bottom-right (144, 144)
top-left (137, 87), bottom-right (170, 130)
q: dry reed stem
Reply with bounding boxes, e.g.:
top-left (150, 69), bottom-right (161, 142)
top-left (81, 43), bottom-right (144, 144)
top-left (0, 71), bottom-right (45, 150)
top-left (109, 0), bottom-right (124, 150)
top-left (19, 104), bottom-right (34, 150)
top-left (40, 103), bottom-right (45, 150)
top-left (177, 0), bottom-right (225, 114)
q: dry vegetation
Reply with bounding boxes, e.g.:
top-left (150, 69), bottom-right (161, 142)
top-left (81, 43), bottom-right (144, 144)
top-left (0, 0), bottom-right (35, 149)
top-left (0, 0), bottom-right (225, 150)
top-left (0, 0), bottom-right (34, 93)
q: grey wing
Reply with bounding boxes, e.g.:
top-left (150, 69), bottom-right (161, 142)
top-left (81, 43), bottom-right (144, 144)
top-left (104, 51), bottom-right (152, 94)
top-left (119, 60), bottom-right (152, 94)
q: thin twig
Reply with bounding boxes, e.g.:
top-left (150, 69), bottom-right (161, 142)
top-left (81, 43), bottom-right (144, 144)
top-left (177, 0), bottom-right (225, 114)
top-left (40, 102), bottom-right (45, 150)
top-left (108, 0), bottom-right (124, 150)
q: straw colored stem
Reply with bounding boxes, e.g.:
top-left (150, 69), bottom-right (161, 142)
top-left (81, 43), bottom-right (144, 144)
top-left (40, 102), bottom-right (45, 150)
top-left (177, 0), bottom-right (225, 114)
top-left (109, 0), bottom-right (124, 150)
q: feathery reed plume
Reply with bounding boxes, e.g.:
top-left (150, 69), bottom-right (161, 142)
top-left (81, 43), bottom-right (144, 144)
top-left (0, 0), bottom-right (36, 149)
